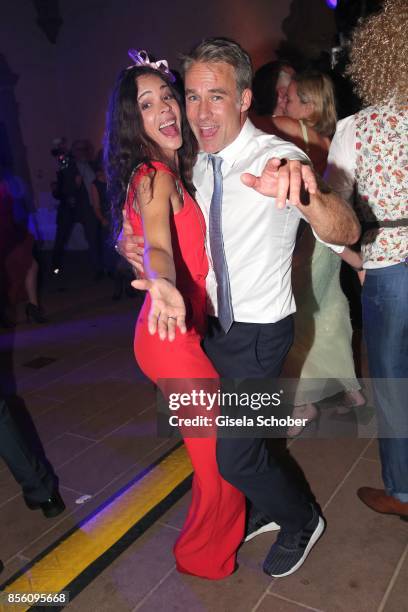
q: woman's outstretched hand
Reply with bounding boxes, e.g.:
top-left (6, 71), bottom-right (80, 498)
top-left (131, 278), bottom-right (186, 341)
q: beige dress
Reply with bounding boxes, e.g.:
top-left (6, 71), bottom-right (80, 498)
top-left (283, 120), bottom-right (360, 404)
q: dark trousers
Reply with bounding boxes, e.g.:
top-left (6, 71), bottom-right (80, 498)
top-left (52, 204), bottom-right (102, 272)
top-left (202, 315), bottom-right (312, 532)
top-left (0, 399), bottom-right (55, 504)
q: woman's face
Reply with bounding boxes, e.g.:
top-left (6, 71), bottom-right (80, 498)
top-left (284, 81), bottom-right (312, 121)
top-left (136, 73), bottom-right (182, 158)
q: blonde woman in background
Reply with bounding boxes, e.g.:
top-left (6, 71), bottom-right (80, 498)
top-left (269, 71), bottom-right (365, 435)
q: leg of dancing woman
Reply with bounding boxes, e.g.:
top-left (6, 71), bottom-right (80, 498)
top-left (104, 56), bottom-right (245, 580)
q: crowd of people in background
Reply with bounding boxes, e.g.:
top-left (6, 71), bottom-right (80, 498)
top-left (0, 136), bottom-right (139, 327)
top-left (51, 138), bottom-right (136, 299)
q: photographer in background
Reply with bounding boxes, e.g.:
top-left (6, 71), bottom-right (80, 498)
top-left (51, 139), bottom-right (103, 279)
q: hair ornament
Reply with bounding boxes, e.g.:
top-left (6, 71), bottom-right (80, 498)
top-left (127, 49), bottom-right (176, 82)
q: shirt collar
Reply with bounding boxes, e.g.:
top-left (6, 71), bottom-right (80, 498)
top-left (203, 118), bottom-right (257, 170)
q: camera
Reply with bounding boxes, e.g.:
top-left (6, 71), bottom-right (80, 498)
top-left (50, 137), bottom-right (72, 170)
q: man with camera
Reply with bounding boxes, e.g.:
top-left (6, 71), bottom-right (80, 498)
top-left (51, 139), bottom-right (102, 279)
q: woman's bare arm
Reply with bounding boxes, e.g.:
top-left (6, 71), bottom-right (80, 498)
top-left (338, 246), bottom-right (365, 285)
top-left (136, 171), bottom-right (176, 285)
top-left (132, 171), bottom-right (186, 340)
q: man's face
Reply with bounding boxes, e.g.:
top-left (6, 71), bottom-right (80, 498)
top-left (185, 61), bottom-right (252, 153)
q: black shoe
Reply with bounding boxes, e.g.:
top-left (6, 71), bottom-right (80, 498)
top-left (25, 489), bottom-right (66, 518)
top-left (244, 508), bottom-right (280, 542)
top-left (26, 303), bottom-right (48, 324)
top-left (263, 505), bottom-right (325, 577)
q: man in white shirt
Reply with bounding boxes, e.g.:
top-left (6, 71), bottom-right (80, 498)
top-left (121, 38), bottom-right (360, 578)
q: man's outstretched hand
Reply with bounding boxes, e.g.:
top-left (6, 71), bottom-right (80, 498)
top-left (241, 158), bottom-right (318, 209)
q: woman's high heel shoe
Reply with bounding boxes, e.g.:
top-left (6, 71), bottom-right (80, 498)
top-left (336, 389), bottom-right (366, 415)
top-left (26, 303), bottom-right (48, 324)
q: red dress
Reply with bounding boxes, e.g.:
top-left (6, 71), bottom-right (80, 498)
top-left (126, 162), bottom-right (245, 580)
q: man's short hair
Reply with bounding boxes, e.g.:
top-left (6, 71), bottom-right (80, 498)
top-left (181, 37), bottom-right (253, 95)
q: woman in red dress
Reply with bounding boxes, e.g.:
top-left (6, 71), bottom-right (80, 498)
top-left (104, 53), bottom-right (245, 579)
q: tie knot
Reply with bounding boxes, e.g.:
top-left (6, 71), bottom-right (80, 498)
top-left (209, 154), bottom-right (223, 173)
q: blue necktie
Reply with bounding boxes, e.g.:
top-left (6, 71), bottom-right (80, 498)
top-left (208, 155), bottom-right (234, 333)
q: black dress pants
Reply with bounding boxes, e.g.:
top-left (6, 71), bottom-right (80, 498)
top-left (0, 399), bottom-right (55, 504)
top-left (202, 315), bottom-right (312, 533)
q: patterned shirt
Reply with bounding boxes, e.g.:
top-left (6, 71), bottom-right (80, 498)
top-left (326, 102), bottom-right (408, 268)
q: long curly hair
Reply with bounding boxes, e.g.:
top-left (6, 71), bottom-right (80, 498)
top-left (104, 65), bottom-right (197, 241)
top-left (347, 0), bottom-right (408, 106)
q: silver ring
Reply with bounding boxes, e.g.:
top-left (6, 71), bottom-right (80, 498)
top-left (168, 316), bottom-right (177, 320)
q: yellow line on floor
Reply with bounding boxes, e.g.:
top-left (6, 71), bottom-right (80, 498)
top-left (0, 445), bottom-right (192, 612)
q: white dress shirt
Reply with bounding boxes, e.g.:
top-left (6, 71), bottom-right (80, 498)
top-left (193, 119), bottom-right (341, 323)
top-left (325, 115), bottom-right (356, 203)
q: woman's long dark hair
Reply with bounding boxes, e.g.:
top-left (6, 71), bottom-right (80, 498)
top-left (104, 65), bottom-right (197, 240)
